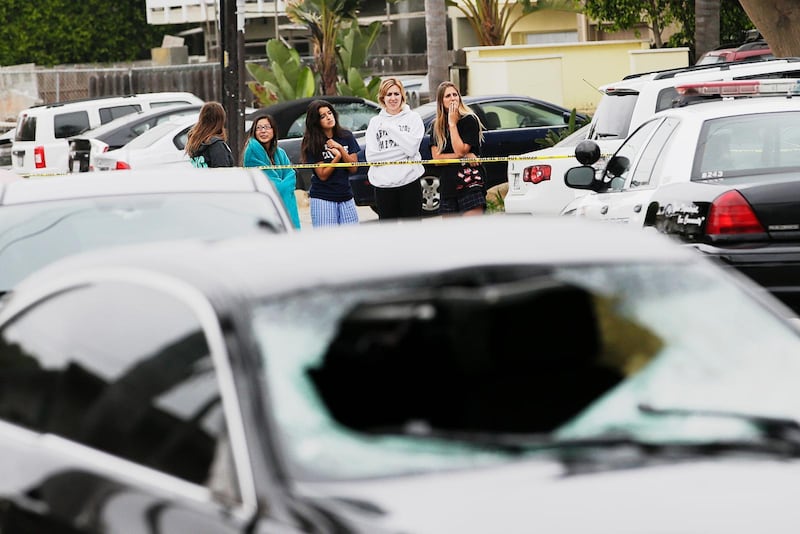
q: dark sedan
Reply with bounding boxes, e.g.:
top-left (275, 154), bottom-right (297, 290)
top-left (2, 216), bottom-right (800, 532)
top-left (246, 95), bottom-right (380, 190)
top-left (352, 94), bottom-right (589, 214)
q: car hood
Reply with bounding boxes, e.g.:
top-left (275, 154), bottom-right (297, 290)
top-left (302, 456), bottom-right (800, 533)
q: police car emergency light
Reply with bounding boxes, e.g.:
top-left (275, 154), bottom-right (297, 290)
top-left (676, 79), bottom-right (800, 97)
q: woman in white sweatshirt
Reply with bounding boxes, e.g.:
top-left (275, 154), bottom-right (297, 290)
top-left (365, 77), bottom-right (426, 220)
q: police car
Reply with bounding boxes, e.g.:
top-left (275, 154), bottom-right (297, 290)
top-left (563, 78), bottom-right (800, 313)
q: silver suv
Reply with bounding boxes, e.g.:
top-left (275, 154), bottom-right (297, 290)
top-left (12, 92), bottom-right (203, 176)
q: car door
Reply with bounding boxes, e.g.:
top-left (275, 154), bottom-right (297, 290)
top-left (600, 116), bottom-right (681, 225)
top-left (473, 99), bottom-right (572, 188)
top-left (0, 280), bottom-right (260, 533)
top-left (574, 117), bottom-right (671, 223)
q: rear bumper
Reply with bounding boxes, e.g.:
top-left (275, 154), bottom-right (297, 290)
top-left (692, 243), bottom-right (800, 314)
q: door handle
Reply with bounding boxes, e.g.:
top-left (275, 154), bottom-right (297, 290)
top-left (633, 204), bottom-right (642, 213)
top-left (600, 206), bottom-right (608, 215)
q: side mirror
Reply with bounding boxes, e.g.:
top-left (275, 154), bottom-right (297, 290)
top-left (564, 166), bottom-right (597, 190)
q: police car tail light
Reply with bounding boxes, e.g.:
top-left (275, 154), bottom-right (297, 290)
top-left (523, 164), bottom-right (551, 184)
top-left (676, 79), bottom-right (800, 97)
top-left (706, 190), bottom-right (764, 235)
top-left (34, 146), bottom-right (46, 169)
top-left (114, 161), bottom-right (131, 170)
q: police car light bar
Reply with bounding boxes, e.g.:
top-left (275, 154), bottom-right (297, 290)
top-left (676, 79), bottom-right (800, 96)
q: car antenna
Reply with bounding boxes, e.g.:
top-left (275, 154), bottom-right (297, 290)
top-left (583, 78), bottom-right (602, 94)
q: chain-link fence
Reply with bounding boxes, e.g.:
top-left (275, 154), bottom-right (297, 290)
top-left (0, 54), bottom-right (429, 125)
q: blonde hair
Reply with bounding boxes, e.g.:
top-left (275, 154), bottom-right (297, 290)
top-left (432, 81), bottom-right (483, 153)
top-left (378, 77), bottom-right (406, 108)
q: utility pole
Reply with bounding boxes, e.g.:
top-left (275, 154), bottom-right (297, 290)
top-left (220, 0), bottom-right (246, 163)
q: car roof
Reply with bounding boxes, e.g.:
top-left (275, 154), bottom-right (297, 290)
top-left (246, 96), bottom-right (380, 137)
top-left (75, 104), bottom-right (202, 140)
top-left (120, 113), bottom-right (198, 150)
top-left (0, 167), bottom-right (265, 204)
top-left (604, 57), bottom-right (800, 92)
top-left (655, 93), bottom-right (800, 121)
top-left (5, 216), bottom-right (701, 313)
top-left (413, 94), bottom-right (570, 121)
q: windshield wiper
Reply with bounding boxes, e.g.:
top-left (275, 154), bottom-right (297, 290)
top-left (365, 422), bottom-right (549, 453)
top-left (639, 402), bottom-right (800, 448)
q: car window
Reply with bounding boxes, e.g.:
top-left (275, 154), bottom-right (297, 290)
top-left (590, 92), bottom-right (638, 140)
top-left (655, 87), bottom-right (680, 113)
top-left (694, 110), bottom-right (800, 180)
top-left (54, 110), bottom-right (91, 138)
top-left (478, 100), bottom-right (566, 130)
top-left (0, 281), bottom-right (237, 494)
top-left (99, 104), bottom-right (143, 125)
top-left (15, 115), bottom-right (36, 142)
top-left (603, 118), bottom-right (661, 187)
top-left (628, 117), bottom-right (680, 189)
top-left (287, 102), bottom-right (379, 139)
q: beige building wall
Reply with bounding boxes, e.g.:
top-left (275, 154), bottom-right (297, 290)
top-left (463, 41), bottom-right (688, 114)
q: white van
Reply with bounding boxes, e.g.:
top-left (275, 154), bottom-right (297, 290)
top-left (11, 92), bottom-right (204, 176)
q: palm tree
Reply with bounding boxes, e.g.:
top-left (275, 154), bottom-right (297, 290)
top-left (286, 0), bottom-right (362, 95)
top-left (694, 0), bottom-right (720, 61)
top-left (425, 0), bottom-right (449, 97)
top-left (450, 0), bottom-right (579, 46)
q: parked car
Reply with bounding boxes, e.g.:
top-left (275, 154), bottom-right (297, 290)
top-left (0, 166), bottom-right (294, 297)
top-left (0, 128), bottom-right (13, 168)
top-left (11, 92), bottom-right (204, 176)
top-left (505, 58), bottom-right (800, 217)
top-left (352, 94), bottom-right (589, 214)
top-left (504, 123), bottom-right (599, 215)
top-left (246, 95), bottom-right (381, 190)
top-left (93, 97), bottom-right (379, 179)
top-left (2, 215), bottom-right (800, 532)
top-left (563, 78), bottom-right (800, 314)
top-left (696, 30), bottom-right (773, 65)
top-left (67, 104), bottom-right (203, 172)
top-left (92, 113), bottom-right (199, 170)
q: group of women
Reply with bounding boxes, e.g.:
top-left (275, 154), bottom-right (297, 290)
top-left (185, 79), bottom-right (486, 230)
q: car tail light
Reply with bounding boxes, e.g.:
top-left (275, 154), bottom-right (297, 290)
top-left (114, 161), bottom-right (131, 170)
top-left (523, 165), bottom-right (551, 184)
top-left (34, 146), bottom-right (45, 168)
top-left (706, 190), bottom-right (764, 235)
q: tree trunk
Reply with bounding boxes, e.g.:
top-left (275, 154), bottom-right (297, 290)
top-left (694, 0), bottom-right (720, 62)
top-left (425, 0), bottom-right (449, 98)
top-left (739, 0), bottom-right (800, 57)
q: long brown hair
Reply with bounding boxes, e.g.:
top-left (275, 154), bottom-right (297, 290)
top-left (185, 101), bottom-right (227, 156)
top-left (242, 113), bottom-right (279, 165)
top-left (432, 82), bottom-right (483, 153)
top-left (300, 99), bottom-right (347, 163)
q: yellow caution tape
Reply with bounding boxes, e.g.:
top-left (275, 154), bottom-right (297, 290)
top-left (18, 153), bottom-right (613, 178)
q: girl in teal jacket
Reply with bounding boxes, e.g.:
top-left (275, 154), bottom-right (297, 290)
top-left (243, 114), bottom-right (301, 229)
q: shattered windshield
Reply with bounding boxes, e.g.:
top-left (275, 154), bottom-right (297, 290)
top-left (251, 262), bottom-right (800, 482)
